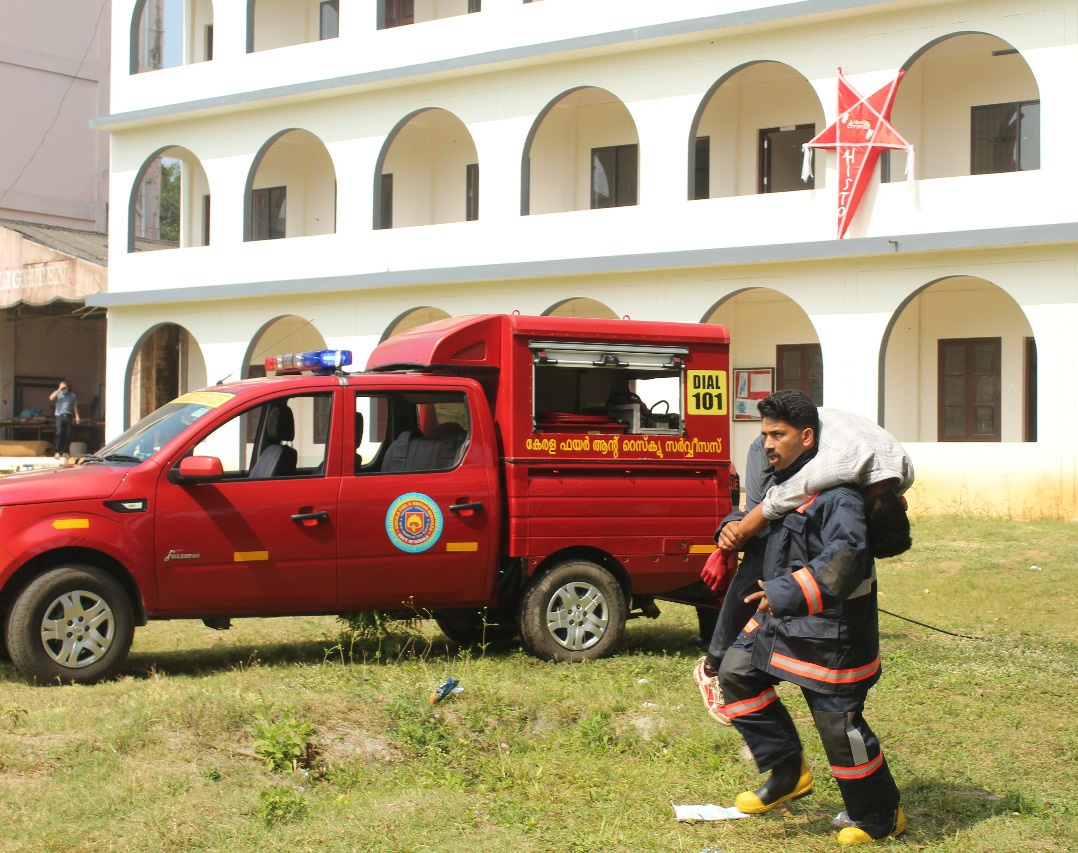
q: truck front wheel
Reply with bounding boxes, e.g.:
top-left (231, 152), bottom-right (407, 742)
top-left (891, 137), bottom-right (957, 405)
top-left (5, 566), bottom-right (135, 685)
top-left (519, 561), bottom-right (626, 662)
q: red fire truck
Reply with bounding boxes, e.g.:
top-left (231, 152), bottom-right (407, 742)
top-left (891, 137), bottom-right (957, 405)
top-left (0, 314), bottom-right (737, 683)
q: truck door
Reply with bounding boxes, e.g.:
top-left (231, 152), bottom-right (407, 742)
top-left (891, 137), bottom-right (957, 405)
top-left (336, 388), bottom-right (498, 610)
top-left (153, 391), bottom-right (340, 614)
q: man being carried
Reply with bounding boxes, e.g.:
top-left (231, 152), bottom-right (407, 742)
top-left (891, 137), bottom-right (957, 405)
top-left (716, 390), bottom-right (906, 845)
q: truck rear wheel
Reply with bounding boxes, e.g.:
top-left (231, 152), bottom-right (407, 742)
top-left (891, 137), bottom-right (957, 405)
top-left (5, 566), bottom-right (135, 685)
top-left (519, 560), bottom-right (626, 662)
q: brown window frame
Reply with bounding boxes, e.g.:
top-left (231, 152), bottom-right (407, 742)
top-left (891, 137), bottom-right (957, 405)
top-left (693, 136), bottom-right (710, 200)
top-left (776, 343), bottom-right (823, 405)
top-left (466, 163), bottom-right (479, 221)
top-left (971, 100), bottom-right (1040, 175)
top-left (937, 337), bottom-right (1001, 442)
top-left (382, 0), bottom-right (414, 29)
top-left (201, 194), bottom-right (211, 246)
top-left (759, 124), bottom-right (815, 194)
top-left (1024, 336), bottom-right (1037, 442)
top-left (251, 185), bottom-right (286, 241)
top-left (590, 143), bottom-right (638, 209)
top-left (378, 173), bottom-right (393, 229)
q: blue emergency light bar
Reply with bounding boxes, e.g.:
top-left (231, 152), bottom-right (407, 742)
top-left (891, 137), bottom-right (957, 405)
top-left (265, 349), bottom-right (353, 375)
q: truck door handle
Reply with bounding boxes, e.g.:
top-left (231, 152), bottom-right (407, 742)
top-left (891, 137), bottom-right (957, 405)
top-left (449, 501), bottom-right (483, 513)
top-left (292, 510), bottom-right (329, 523)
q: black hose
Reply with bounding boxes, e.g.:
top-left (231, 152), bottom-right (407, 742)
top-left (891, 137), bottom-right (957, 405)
top-left (879, 608), bottom-right (982, 641)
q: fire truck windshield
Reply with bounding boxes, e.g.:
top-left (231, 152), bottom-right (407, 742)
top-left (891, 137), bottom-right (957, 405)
top-left (90, 392), bottom-right (235, 463)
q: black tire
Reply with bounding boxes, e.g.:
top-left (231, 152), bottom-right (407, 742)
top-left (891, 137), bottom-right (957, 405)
top-left (5, 566), bottom-right (135, 685)
top-left (433, 608), bottom-right (515, 647)
top-left (518, 560), bottom-right (626, 662)
top-left (0, 612), bottom-right (9, 663)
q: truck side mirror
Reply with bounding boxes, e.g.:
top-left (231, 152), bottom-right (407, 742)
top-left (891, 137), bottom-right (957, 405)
top-left (174, 455), bottom-right (225, 483)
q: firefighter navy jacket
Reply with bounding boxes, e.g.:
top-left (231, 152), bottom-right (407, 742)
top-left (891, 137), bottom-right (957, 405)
top-left (749, 483), bottom-right (882, 696)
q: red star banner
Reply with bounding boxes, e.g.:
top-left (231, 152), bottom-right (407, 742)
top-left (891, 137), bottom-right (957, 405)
top-left (802, 68), bottom-right (914, 238)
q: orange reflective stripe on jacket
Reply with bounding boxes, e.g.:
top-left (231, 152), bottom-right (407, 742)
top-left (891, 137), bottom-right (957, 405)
top-left (769, 651), bottom-right (881, 685)
top-left (792, 567), bottom-right (824, 614)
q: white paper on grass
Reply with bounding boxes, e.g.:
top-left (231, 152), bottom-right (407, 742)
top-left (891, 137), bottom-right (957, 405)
top-left (672, 803), bottom-right (751, 821)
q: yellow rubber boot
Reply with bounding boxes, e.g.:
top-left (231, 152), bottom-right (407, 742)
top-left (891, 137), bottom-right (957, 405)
top-left (837, 806), bottom-right (907, 844)
top-left (734, 753), bottom-right (814, 814)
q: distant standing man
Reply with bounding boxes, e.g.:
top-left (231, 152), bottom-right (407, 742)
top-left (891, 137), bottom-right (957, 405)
top-left (49, 380), bottom-right (80, 458)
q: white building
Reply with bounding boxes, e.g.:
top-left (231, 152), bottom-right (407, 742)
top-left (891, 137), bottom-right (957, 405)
top-left (91, 0), bottom-right (1078, 519)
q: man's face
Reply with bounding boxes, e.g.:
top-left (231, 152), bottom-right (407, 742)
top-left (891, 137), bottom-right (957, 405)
top-left (760, 416), bottom-right (814, 470)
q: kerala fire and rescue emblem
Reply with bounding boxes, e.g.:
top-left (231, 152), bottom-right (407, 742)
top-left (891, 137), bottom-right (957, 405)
top-left (386, 492), bottom-right (443, 553)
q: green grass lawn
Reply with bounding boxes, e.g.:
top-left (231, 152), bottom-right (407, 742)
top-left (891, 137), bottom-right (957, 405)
top-left (1, 517), bottom-right (1076, 852)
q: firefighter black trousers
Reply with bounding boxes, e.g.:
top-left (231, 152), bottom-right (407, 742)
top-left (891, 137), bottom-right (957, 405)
top-left (719, 645), bottom-right (900, 822)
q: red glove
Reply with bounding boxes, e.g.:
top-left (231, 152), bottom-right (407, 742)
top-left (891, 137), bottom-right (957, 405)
top-left (701, 548), bottom-right (738, 593)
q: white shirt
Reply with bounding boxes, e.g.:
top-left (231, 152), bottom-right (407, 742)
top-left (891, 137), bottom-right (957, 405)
top-left (761, 407), bottom-right (914, 520)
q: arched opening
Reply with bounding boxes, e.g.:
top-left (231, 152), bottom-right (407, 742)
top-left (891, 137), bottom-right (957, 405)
top-left (125, 323), bottom-right (207, 428)
top-left (130, 0), bottom-right (214, 73)
top-left (248, 0), bottom-right (339, 52)
top-left (128, 146), bottom-right (211, 252)
top-left (244, 316), bottom-right (329, 378)
top-left (543, 298), bottom-right (618, 319)
top-left (374, 109), bottom-right (479, 229)
top-left (889, 33), bottom-right (1039, 181)
top-left (377, 0), bottom-right (477, 30)
top-left (523, 87), bottom-right (640, 215)
top-left (244, 129), bottom-right (337, 241)
top-left (882, 276), bottom-right (1035, 443)
top-left (703, 288), bottom-right (821, 471)
top-left (381, 307), bottom-right (452, 341)
top-left (689, 61), bottom-right (825, 200)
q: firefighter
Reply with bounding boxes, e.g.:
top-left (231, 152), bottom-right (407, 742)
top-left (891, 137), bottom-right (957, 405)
top-left (717, 389), bottom-right (905, 845)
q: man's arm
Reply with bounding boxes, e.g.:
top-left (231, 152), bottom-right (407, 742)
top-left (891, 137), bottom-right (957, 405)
top-left (759, 488), bottom-right (871, 618)
top-left (716, 436), bottom-right (771, 550)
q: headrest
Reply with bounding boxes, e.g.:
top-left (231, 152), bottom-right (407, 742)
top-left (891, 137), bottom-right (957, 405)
top-left (268, 405), bottom-right (295, 442)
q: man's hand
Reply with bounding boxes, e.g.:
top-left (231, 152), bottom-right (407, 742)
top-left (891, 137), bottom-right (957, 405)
top-left (744, 581), bottom-right (772, 616)
top-left (717, 521), bottom-right (745, 551)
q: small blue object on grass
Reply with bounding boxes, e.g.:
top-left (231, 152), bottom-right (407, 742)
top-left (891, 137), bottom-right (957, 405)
top-left (429, 677), bottom-right (461, 704)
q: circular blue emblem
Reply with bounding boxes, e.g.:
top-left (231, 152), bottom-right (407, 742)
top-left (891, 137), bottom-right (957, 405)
top-left (385, 492), bottom-right (443, 553)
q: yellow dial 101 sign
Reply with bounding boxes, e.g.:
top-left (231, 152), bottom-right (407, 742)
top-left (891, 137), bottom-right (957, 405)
top-left (686, 371), bottom-right (728, 415)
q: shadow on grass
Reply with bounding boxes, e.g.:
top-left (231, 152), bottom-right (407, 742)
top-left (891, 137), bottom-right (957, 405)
top-left (116, 631), bottom-right (530, 681)
top-left (0, 610), bottom-right (703, 685)
top-left (902, 777), bottom-right (1036, 842)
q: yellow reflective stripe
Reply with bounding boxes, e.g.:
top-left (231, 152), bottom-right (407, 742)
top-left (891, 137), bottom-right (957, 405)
top-left (52, 518), bottom-right (90, 529)
top-left (446, 542), bottom-right (478, 552)
top-left (689, 544), bottom-right (716, 554)
top-left (233, 551), bottom-right (269, 562)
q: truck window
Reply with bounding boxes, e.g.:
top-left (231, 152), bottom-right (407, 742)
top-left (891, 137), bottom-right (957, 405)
top-left (531, 341), bottom-right (686, 435)
top-left (190, 393), bottom-right (332, 477)
top-left (353, 391), bottom-right (469, 474)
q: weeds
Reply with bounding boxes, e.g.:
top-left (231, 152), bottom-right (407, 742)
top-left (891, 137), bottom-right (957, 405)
top-left (257, 783), bottom-right (309, 826)
top-left (249, 703), bottom-right (317, 773)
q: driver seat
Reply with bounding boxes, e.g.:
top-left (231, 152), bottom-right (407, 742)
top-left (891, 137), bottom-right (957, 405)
top-left (250, 404), bottom-right (297, 478)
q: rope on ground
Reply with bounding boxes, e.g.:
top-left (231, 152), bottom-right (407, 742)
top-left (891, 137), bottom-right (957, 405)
top-left (878, 608), bottom-right (983, 641)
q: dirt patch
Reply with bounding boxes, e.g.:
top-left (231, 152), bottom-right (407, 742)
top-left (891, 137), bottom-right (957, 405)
top-left (318, 725), bottom-right (403, 765)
